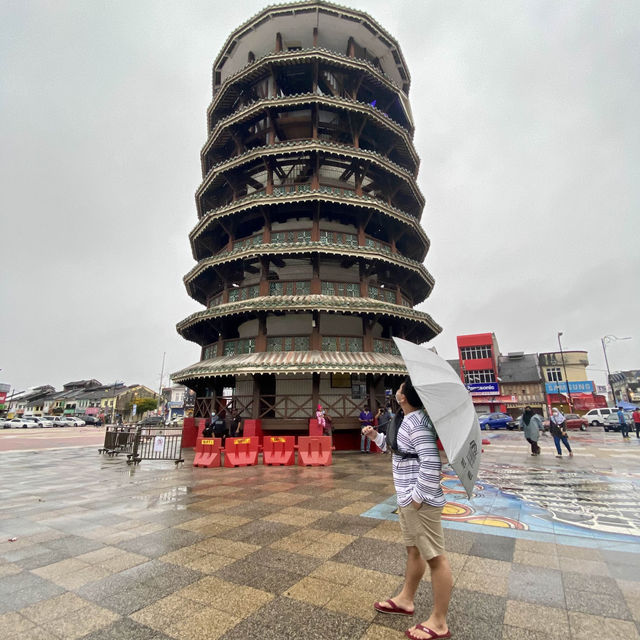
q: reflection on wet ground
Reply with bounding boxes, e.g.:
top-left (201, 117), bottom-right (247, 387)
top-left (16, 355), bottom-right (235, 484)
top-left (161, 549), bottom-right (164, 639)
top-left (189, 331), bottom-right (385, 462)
top-left (0, 430), bottom-right (639, 639)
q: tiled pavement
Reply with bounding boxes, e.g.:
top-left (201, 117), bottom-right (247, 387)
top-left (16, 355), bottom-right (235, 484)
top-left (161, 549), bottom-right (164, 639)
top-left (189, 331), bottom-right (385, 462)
top-left (0, 439), bottom-right (639, 639)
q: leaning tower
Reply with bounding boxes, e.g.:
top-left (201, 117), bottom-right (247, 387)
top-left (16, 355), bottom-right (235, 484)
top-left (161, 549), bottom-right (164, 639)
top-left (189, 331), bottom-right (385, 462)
top-left (173, 1), bottom-right (440, 436)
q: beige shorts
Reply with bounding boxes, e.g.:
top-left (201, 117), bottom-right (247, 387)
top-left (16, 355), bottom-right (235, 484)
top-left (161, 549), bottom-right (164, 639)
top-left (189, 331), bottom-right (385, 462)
top-left (398, 503), bottom-right (445, 561)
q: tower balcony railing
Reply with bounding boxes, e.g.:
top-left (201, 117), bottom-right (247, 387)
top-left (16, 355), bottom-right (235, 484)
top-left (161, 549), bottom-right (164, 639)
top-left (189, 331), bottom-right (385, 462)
top-left (214, 228), bottom-right (394, 259)
top-left (373, 338), bottom-right (400, 355)
top-left (208, 47), bottom-right (404, 122)
top-left (203, 139), bottom-right (417, 184)
top-left (206, 281), bottom-right (413, 308)
top-left (191, 185), bottom-right (430, 252)
top-left (203, 336), bottom-right (401, 360)
top-left (202, 93), bottom-right (417, 167)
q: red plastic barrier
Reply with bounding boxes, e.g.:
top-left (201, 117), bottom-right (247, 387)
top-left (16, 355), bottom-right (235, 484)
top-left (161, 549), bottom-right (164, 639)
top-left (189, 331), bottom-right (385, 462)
top-left (193, 437), bottom-right (222, 468)
top-left (243, 419), bottom-right (263, 437)
top-left (262, 436), bottom-right (295, 466)
top-left (223, 436), bottom-right (260, 467)
top-left (482, 438), bottom-right (490, 445)
top-left (181, 418), bottom-right (198, 449)
top-left (308, 418), bottom-right (323, 437)
top-left (297, 436), bottom-right (333, 466)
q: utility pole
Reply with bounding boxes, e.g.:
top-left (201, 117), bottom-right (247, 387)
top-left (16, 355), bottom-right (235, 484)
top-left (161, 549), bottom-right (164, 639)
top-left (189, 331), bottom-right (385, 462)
top-left (158, 352), bottom-right (166, 416)
top-left (557, 332), bottom-right (573, 411)
top-left (601, 335), bottom-right (632, 405)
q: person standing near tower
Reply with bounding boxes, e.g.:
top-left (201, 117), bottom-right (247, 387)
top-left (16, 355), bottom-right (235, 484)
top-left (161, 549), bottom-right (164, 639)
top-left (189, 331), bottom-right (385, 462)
top-left (362, 377), bottom-right (452, 640)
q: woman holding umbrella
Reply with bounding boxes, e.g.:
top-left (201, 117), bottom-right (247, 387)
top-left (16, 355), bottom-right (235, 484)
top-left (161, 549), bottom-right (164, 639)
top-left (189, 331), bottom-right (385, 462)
top-left (362, 377), bottom-right (452, 640)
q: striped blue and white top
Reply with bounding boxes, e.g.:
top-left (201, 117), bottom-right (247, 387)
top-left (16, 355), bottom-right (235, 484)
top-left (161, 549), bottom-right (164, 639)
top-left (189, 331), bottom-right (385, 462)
top-left (374, 409), bottom-right (445, 508)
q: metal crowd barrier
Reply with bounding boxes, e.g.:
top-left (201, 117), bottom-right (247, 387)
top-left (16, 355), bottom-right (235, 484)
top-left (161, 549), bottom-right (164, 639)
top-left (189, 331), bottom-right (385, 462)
top-left (127, 425), bottom-right (184, 466)
top-left (99, 425), bottom-right (137, 457)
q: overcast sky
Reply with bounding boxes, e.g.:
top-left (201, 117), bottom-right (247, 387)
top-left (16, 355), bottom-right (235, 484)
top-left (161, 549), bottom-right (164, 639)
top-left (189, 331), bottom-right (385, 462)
top-left (1, 0), bottom-right (639, 394)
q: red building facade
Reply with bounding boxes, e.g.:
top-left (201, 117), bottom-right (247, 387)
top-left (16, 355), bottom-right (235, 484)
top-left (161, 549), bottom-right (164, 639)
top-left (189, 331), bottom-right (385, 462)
top-left (456, 333), bottom-right (515, 413)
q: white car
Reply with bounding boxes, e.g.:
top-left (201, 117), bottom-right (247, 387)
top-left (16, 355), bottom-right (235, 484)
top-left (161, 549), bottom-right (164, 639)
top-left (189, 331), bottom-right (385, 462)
top-left (32, 417), bottom-right (54, 428)
top-left (9, 417), bottom-right (39, 428)
top-left (583, 407), bottom-right (618, 426)
top-left (65, 417), bottom-right (86, 426)
top-left (53, 416), bottom-right (74, 427)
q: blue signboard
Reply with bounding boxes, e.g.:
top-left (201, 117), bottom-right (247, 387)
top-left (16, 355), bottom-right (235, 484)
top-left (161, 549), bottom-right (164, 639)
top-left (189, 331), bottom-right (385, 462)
top-left (466, 382), bottom-right (499, 396)
top-left (545, 381), bottom-right (594, 394)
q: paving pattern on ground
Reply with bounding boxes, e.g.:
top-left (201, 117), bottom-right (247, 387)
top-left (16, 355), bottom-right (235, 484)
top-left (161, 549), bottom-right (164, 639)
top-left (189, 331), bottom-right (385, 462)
top-left (0, 429), bottom-right (639, 639)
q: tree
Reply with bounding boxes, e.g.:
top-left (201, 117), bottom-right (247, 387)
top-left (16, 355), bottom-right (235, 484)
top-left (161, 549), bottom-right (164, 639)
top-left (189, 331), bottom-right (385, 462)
top-left (130, 397), bottom-right (158, 414)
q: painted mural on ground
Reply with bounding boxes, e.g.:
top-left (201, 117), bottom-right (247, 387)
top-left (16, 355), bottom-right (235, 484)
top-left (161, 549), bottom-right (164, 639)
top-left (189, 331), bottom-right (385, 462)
top-left (363, 463), bottom-right (640, 547)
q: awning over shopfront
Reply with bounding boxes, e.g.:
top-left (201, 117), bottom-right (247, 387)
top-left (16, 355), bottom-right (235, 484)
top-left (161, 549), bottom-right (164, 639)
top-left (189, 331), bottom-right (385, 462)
top-left (472, 395), bottom-right (517, 404)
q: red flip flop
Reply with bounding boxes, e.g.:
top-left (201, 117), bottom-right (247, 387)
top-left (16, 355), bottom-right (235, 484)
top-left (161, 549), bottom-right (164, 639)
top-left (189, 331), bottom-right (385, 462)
top-left (405, 624), bottom-right (451, 639)
top-left (373, 598), bottom-right (414, 616)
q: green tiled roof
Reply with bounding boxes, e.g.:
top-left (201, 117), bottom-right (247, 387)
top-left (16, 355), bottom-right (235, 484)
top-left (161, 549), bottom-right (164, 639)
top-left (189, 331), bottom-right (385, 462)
top-left (172, 350), bottom-right (408, 381)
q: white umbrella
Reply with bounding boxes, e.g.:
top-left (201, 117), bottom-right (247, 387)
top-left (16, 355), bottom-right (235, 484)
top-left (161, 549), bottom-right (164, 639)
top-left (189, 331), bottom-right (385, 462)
top-left (393, 337), bottom-right (481, 499)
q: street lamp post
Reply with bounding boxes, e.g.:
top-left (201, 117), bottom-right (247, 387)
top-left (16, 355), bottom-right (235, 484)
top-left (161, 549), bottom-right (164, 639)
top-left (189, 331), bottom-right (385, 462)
top-left (110, 381), bottom-right (122, 425)
top-left (557, 332), bottom-right (573, 411)
top-left (601, 335), bottom-right (632, 404)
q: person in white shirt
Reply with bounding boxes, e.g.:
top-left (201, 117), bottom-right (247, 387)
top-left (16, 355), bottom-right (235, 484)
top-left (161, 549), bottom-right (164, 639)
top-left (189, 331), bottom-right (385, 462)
top-left (362, 377), bottom-right (452, 640)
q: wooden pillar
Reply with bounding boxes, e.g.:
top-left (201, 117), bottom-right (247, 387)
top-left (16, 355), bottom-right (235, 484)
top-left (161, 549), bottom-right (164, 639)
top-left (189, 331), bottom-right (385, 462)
top-left (251, 375), bottom-right (260, 419)
top-left (256, 313), bottom-right (267, 352)
top-left (313, 27), bottom-right (318, 47)
top-left (357, 221), bottom-right (366, 246)
top-left (275, 33), bottom-right (283, 53)
top-left (248, 51), bottom-right (255, 63)
top-left (312, 372), bottom-right (320, 410)
top-left (359, 260), bottom-right (368, 298)
top-left (312, 103), bottom-right (318, 140)
top-left (311, 311), bottom-right (321, 350)
top-left (347, 36), bottom-right (355, 58)
top-left (311, 204), bottom-right (320, 241)
top-left (363, 318), bottom-right (373, 352)
top-left (259, 257), bottom-right (270, 296)
top-left (311, 254), bottom-right (321, 294)
top-left (217, 338), bottom-right (223, 357)
top-left (266, 164), bottom-right (274, 194)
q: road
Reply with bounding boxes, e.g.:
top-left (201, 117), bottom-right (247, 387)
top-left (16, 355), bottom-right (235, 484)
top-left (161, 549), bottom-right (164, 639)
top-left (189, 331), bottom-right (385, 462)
top-left (0, 426), bottom-right (105, 452)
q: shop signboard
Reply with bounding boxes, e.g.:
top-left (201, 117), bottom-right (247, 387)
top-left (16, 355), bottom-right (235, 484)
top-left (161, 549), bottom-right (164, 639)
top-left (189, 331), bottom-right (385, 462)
top-left (466, 382), bottom-right (499, 396)
top-left (545, 381), bottom-right (594, 394)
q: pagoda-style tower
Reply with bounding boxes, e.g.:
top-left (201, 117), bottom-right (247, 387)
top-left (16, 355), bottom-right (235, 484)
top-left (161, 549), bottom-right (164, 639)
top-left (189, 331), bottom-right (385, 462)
top-left (173, 1), bottom-right (441, 431)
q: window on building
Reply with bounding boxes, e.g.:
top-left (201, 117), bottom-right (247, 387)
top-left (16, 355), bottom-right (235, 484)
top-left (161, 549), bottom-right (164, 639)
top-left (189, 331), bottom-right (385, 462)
top-left (546, 367), bottom-right (563, 382)
top-left (464, 369), bottom-right (496, 384)
top-left (460, 345), bottom-right (492, 360)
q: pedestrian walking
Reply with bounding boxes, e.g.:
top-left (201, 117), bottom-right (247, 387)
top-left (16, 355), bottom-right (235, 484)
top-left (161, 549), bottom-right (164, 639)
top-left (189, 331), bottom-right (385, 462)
top-left (359, 404), bottom-right (374, 452)
top-left (362, 377), bottom-right (452, 640)
top-left (617, 407), bottom-right (630, 439)
top-left (375, 404), bottom-right (393, 435)
top-left (519, 406), bottom-right (542, 455)
top-left (632, 407), bottom-right (640, 439)
top-left (549, 408), bottom-right (573, 458)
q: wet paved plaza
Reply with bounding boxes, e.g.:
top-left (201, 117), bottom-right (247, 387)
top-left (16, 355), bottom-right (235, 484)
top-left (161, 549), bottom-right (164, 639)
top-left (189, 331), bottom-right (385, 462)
top-left (0, 429), bottom-right (639, 639)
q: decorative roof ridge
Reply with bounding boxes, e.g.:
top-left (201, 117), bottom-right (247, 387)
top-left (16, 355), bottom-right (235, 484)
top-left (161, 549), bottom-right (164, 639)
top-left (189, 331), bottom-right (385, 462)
top-left (203, 93), bottom-right (415, 157)
top-left (176, 294), bottom-right (441, 332)
top-left (208, 47), bottom-right (401, 118)
top-left (202, 138), bottom-right (416, 183)
top-left (184, 241), bottom-right (434, 285)
top-left (189, 189), bottom-right (431, 255)
top-left (195, 187), bottom-right (424, 231)
top-left (211, 1), bottom-right (410, 86)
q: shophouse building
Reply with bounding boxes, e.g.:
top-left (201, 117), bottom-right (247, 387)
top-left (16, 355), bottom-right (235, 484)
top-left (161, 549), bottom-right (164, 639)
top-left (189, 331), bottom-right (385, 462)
top-left (173, 1), bottom-right (440, 434)
top-left (498, 352), bottom-right (546, 418)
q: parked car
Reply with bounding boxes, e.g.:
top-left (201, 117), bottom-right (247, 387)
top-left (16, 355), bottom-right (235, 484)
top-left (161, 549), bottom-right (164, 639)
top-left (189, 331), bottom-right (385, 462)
top-left (542, 414), bottom-right (588, 431)
top-left (140, 415), bottom-right (164, 427)
top-left (52, 416), bottom-right (76, 427)
top-left (603, 411), bottom-right (634, 432)
top-left (8, 417), bottom-right (39, 429)
top-left (32, 417), bottom-right (54, 428)
top-left (81, 416), bottom-right (102, 426)
top-left (65, 417), bottom-right (85, 426)
top-left (1, 418), bottom-right (12, 429)
top-left (479, 412), bottom-right (517, 430)
top-left (583, 407), bottom-right (618, 426)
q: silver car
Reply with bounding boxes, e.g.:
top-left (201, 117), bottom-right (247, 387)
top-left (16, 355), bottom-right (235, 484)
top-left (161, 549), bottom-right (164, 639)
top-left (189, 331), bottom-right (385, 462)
top-left (603, 411), bottom-right (634, 432)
